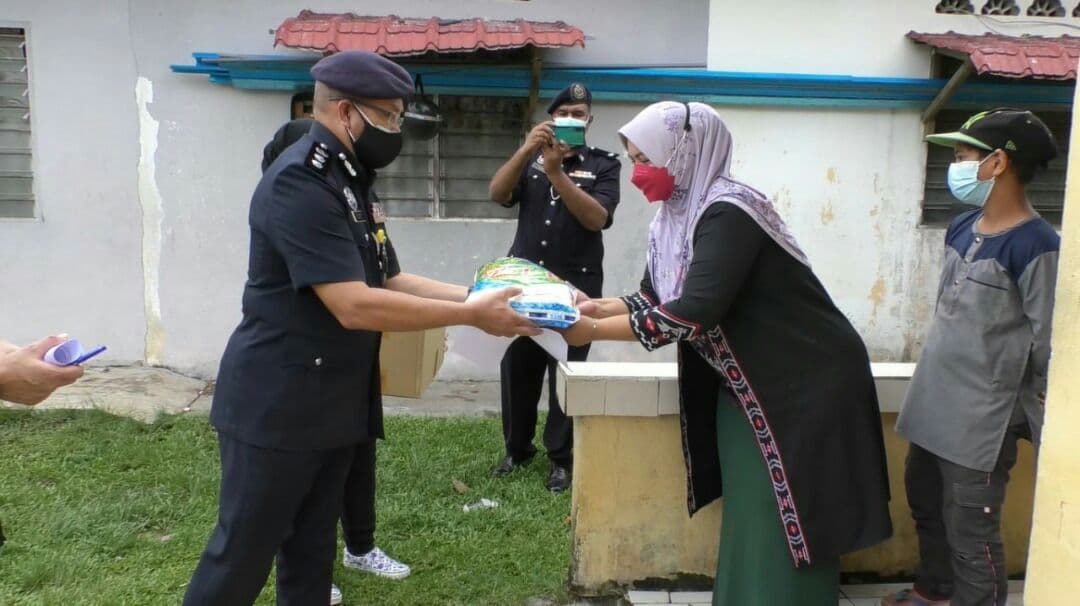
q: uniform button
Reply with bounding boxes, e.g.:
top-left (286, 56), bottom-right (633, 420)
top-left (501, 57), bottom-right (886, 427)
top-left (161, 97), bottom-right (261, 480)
top-left (539, 260), bottom-right (545, 266)
top-left (544, 219), bottom-right (551, 226)
top-left (532, 175), bottom-right (538, 180)
top-left (550, 200), bottom-right (556, 206)
top-left (954, 280), bottom-right (960, 286)
top-left (581, 267), bottom-right (587, 273)
top-left (314, 357), bottom-right (323, 367)
top-left (975, 236), bottom-right (982, 243)
top-left (541, 240), bottom-right (547, 247)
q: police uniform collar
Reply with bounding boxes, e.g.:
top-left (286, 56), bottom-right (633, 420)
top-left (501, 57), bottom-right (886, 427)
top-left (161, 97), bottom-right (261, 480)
top-left (308, 121), bottom-right (376, 182)
top-left (308, 121), bottom-right (352, 160)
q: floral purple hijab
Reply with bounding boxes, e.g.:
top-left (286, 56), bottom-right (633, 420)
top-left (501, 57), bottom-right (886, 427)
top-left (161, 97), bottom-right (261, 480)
top-left (618, 102), bottom-right (809, 303)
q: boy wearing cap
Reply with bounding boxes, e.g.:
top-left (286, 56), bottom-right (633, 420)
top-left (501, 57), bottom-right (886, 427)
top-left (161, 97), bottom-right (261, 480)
top-left (884, 109), bottom-right (1060, 606)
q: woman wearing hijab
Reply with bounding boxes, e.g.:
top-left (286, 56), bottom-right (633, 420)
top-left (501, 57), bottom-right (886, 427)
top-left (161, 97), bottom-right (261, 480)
top-left (562, 102), bottom-right (892, 604)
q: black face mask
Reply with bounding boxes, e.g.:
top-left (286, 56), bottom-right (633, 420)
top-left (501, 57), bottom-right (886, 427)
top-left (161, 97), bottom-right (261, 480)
top-left (348, 108), bottom-right (403, 170)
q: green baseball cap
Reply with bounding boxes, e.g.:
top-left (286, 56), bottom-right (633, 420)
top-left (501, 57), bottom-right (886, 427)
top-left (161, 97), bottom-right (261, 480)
top-left (926, 108), bottom-right (1058, 165)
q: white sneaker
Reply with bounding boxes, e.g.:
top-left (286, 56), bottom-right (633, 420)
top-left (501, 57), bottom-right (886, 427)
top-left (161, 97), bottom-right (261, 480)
top-left (343, 546), bottom-right (411, 579)
top-left (330, 583), bottom-right (343, 605)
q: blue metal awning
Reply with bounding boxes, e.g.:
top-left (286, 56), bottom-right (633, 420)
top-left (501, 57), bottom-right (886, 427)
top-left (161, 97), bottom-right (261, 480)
top-left (170, 53), bottom-right (1074, 110)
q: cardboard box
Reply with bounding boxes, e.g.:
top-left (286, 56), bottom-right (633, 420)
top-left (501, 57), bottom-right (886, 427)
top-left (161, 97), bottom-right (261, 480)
top-left (379, 327), bottom-right (446, 398)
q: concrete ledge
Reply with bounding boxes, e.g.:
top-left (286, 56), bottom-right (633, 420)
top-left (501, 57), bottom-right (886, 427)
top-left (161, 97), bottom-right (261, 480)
top-left (558, 362), bottom-right (917, 416)
top-left (562, 361), bottom-right (1034, 595)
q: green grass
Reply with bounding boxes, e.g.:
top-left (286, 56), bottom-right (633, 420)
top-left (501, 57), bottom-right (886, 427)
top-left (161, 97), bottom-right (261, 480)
top-left (0, 409), bottom-right (572, 605)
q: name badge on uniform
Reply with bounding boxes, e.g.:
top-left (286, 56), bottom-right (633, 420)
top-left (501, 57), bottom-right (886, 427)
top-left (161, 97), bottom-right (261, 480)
top-left (568, 170), bottom-right (596, 180)
top-left (343, 187), bottom-right (365, 223)
top-left (370, 202), bottom-right (387, 224)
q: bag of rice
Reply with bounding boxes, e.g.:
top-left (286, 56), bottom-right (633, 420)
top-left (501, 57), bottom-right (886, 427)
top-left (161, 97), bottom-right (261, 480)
top-left (469, 257), bottom-right (580, 329)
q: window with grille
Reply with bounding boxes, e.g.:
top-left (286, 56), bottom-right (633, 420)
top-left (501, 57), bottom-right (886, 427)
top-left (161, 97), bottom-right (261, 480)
top-left (936, 0), bottom-right (975, 14)
top-left (935, 1), bottom-right (1080, 15)
top-left (291, 93), bottom-right (522, 220)
top-left (0, 28), bottom-right (32, 219)
top-left (923, 108), bottom-right (1071, 225)
top-left (379, 95), bottom-right (522, 219)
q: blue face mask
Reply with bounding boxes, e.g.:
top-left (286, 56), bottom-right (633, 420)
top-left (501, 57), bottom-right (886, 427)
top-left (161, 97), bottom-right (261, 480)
top-left (947, 156), bottom-right (995, 207)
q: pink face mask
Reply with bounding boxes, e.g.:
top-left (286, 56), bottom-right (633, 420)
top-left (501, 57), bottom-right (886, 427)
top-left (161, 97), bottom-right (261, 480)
top-left (631, 164), bottom-right (675, 203)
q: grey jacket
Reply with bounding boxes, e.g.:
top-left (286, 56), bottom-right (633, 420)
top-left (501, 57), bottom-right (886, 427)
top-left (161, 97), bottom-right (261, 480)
top-left (897, 210), bottom-right (1058, 472)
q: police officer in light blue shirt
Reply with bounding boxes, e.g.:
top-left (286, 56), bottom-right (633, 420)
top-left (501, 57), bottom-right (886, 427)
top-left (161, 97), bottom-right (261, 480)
top-left (183, 51), bottom-right (537, 606)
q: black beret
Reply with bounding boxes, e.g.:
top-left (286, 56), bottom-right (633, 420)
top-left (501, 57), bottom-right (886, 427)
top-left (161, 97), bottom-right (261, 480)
top-left (546, 82), bottom-right (591, 114)
top-left (310, 50), bottom-right (414, 100)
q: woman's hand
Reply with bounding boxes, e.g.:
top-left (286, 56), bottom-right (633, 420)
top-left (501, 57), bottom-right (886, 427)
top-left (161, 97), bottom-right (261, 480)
top-left (574, 290), bottom-right (599, 317)
top-left (561, 317), bottom-right (597, 347)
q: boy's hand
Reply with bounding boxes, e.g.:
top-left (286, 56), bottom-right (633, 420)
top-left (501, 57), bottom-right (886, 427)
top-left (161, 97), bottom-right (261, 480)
top-left (0, 336), bottom-right (85, 405)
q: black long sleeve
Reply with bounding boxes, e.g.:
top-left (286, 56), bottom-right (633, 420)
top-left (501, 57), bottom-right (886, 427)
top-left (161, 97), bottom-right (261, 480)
top-left (629, 203), bottom-right (765, 350)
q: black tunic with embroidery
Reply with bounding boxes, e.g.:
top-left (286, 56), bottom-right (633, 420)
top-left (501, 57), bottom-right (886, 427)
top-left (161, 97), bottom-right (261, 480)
top-left (622, 202), bottom-right (892, 566)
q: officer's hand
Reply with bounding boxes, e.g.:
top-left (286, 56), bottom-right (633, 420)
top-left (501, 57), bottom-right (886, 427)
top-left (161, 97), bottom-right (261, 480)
top-left (0, 336), bottom-right (85, 406)
top-left (525, 122), bottom-right (555, 153)
top-left (467, 288), bottom-right (542, 338)
top-left (542, 141), bottom-right (570, 176)
top-left (560, 317), bottom-right (596, 348)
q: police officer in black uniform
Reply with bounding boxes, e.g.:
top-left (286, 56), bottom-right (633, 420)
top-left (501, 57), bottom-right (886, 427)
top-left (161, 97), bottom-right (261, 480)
top-left (184, 50), bottom-right (537, 606)
top-left (488, 83), bottom-right (621, 493)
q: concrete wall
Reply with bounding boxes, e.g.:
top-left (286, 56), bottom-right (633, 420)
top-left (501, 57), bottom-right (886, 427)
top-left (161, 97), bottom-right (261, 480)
top-left (0, 0), bottom-right (707, 378)
top-left (2, 0), bottom-right (1073, 380)
top-left (569, 412), bottom-right (1036, 594)
top-left (707, 0), bottom-right (1078, 78)
top-left (1025, 76), bottom-right (1080, 606)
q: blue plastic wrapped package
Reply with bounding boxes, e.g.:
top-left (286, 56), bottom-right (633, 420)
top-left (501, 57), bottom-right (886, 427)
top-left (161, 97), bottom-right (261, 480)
top-left (470, 257), bottom-right (581, 329)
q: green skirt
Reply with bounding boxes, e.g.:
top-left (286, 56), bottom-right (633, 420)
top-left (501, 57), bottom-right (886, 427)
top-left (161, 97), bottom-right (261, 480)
top-left (712, 394), bottom-right (839, 606)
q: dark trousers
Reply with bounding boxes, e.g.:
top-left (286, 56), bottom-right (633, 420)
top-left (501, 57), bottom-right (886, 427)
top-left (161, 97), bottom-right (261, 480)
top-left (341, 440), bottom-right (376, 556)
top-left (905, 425), bottom-right (1024, 606)
top-left (183, 433), bottom-right (354, 606)
top-left (499, 336), bottom-right (589, 467)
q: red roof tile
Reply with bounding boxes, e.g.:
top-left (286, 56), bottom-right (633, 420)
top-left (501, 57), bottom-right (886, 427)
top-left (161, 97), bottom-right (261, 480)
top-left (908, 31), bottom-right (1080, 80)
top-left (274, 11), bottom-right (585, 56)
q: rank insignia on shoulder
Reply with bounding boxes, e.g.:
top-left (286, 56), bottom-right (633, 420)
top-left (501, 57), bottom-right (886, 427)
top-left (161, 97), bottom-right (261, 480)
top-left (307, 143), bottom-right (330, 173)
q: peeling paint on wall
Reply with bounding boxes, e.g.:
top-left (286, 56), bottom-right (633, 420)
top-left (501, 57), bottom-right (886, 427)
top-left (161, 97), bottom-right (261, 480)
top-left (136, 77), bottom-right (166, 366)
top-left (820, 201), bottom-right (835, 225)
top-left (868, 278), bottom-right (886, 322)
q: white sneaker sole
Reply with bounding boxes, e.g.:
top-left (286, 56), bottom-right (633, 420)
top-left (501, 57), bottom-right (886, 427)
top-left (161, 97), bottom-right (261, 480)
top-left (343, 560), bottom-right (412, 580)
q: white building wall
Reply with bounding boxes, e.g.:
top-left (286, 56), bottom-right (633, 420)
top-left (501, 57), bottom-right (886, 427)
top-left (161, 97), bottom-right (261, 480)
top-left (0, 0), bottom-right (708, 379)
top-left (1, 0), bottom-right (1072, 379)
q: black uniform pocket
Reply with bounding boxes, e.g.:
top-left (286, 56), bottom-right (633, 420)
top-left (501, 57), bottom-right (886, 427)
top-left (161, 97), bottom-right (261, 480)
top-left (279, 336), bottom-right (349, 409)
top-left (948, 478), bottom-right (1006, 551)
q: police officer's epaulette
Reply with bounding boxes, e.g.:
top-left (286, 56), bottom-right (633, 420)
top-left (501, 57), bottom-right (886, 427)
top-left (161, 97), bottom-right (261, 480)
top-left (588, 146), bottom-right (619, 160)
top-left (307, 141), bottom-right (331, 174)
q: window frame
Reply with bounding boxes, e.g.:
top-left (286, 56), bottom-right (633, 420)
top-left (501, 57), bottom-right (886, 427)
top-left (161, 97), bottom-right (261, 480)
top-left (0, 24), bottom-right (36, 221)
top-left (290, 91), bottom-right (524, 221)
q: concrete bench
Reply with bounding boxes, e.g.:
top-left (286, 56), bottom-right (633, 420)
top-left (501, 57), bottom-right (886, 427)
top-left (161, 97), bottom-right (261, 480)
top-left (557, 361), bottom-right (1036, 596)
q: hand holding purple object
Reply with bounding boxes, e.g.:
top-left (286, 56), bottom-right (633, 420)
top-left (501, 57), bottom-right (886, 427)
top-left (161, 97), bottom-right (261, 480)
top-left (43, 339), bottom-right (107, 366)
